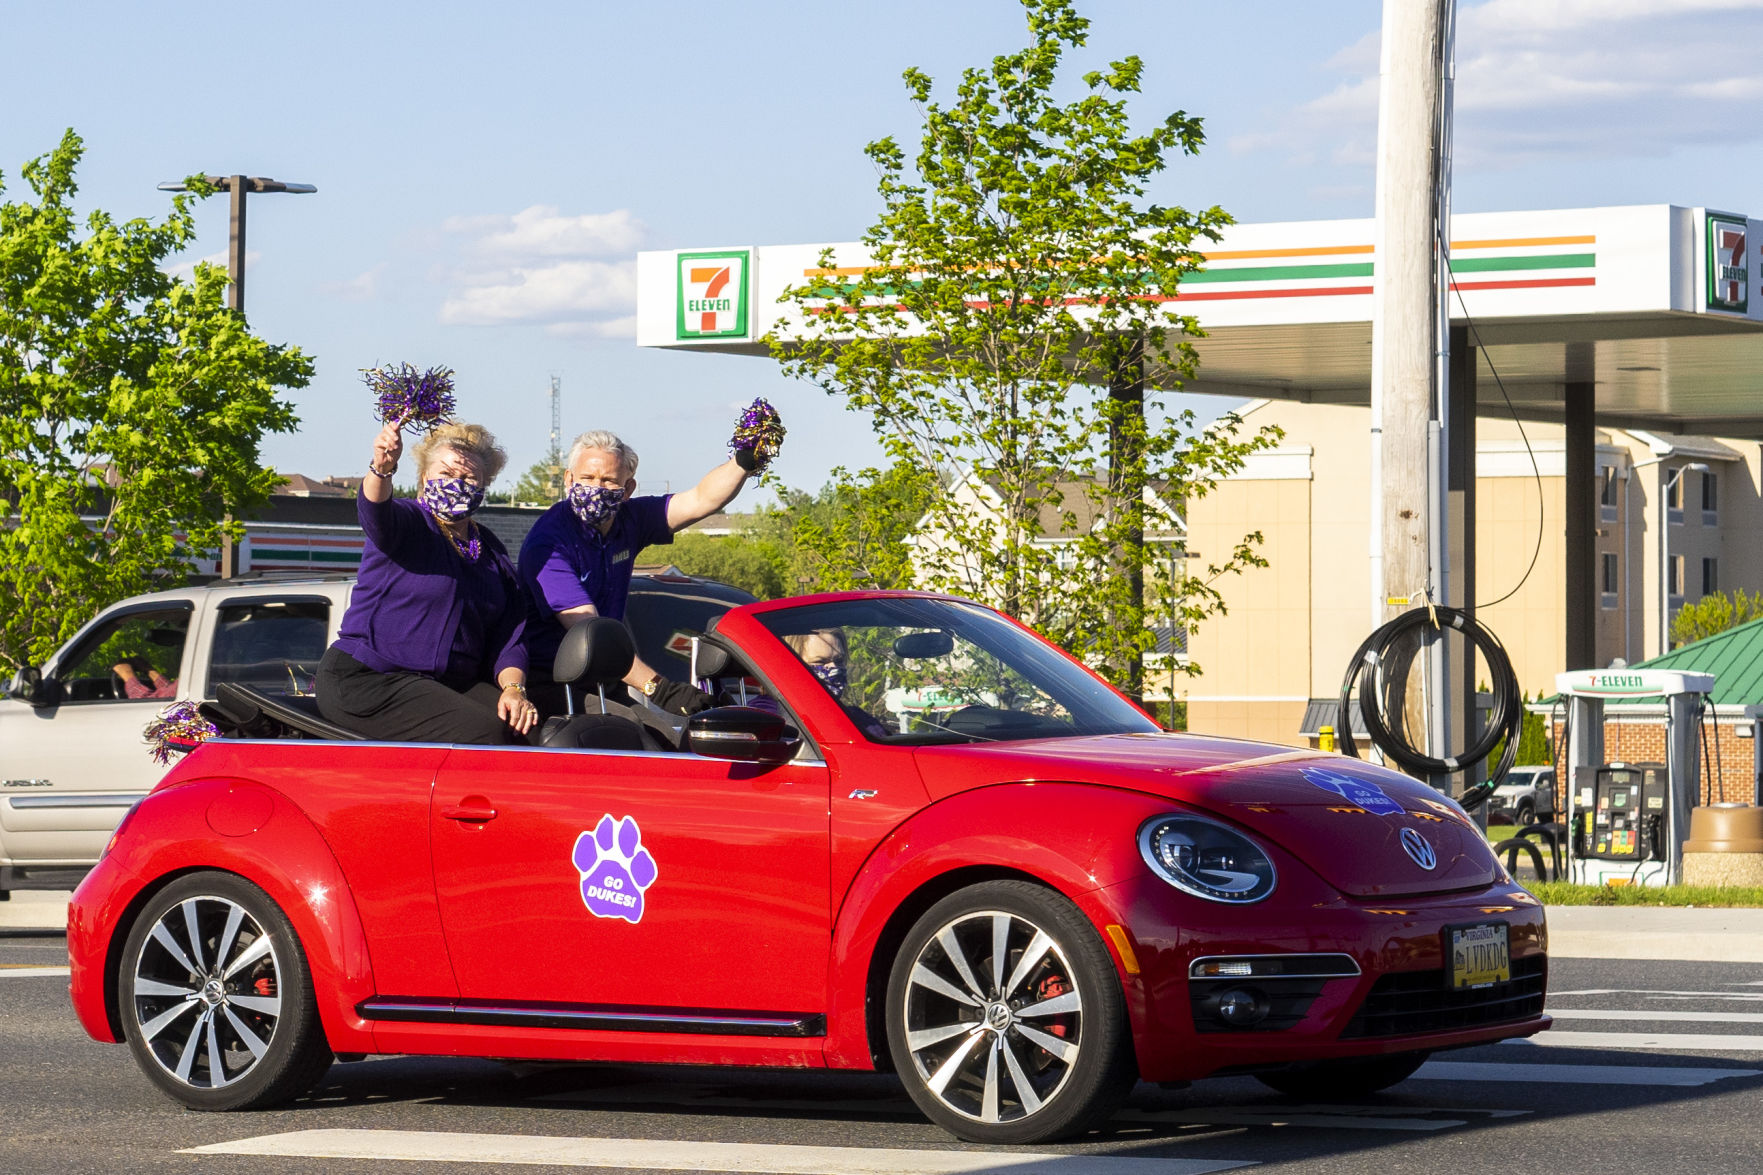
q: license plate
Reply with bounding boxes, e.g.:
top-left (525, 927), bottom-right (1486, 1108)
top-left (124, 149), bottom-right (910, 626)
top-left (1447, 922), bottom-right (1510, 990)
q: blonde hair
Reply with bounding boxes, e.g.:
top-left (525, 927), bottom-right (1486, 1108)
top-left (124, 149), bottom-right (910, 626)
top-left (416, 422), bottom-right (507, 484)
top-left (784, 628), bottom-right (847, 660)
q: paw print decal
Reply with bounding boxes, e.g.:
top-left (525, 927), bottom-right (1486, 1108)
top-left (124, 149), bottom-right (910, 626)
top-left (1301, 765), bottom-right (1404, 816)
top-left (573, 814), bottom-right (657, 924)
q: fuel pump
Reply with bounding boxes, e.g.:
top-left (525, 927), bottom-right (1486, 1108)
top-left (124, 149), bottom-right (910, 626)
top-left (1552, 669), bottom-right (1713, 887)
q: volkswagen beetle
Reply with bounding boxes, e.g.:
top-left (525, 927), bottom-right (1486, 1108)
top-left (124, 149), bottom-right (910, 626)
top-left (68, 591), bottom-right (1547, 1144)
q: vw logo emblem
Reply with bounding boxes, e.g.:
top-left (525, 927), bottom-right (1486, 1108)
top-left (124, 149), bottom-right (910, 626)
top-left (1400, 827), bottom-right (1437, 871)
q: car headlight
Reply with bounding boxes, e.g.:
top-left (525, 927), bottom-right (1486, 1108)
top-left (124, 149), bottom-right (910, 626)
top-left (1137, 814), bottom-right (1277, 904)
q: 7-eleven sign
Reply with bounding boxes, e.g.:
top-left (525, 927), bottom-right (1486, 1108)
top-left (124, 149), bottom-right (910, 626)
top-left (676, 250), bottom-right (751, 340)
top-left (1706, 215), bottom-right (1748, 313)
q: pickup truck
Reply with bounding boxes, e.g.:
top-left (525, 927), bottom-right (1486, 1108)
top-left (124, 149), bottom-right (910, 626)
top-left (0, 569), bottom-right (753, 898)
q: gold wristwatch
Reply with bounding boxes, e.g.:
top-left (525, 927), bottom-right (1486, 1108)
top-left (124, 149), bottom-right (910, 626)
top-left (641, 674), bottom-right (663, 698)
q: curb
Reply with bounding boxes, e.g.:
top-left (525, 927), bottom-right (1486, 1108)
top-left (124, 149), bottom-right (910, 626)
top-left (1545, 905), bottom-right (1763, 963)
top-left (0, 892), bottom-right (69, 933)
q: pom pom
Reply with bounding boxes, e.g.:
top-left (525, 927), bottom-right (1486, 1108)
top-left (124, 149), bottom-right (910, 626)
top-left (729, 397), bottom-right (786, 472)
top-left (144, 701), bottom-right (218, 765)
top-left (363, 363), bottom-right (457, 434)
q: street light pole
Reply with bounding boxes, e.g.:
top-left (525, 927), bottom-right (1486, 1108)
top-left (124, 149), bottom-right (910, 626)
top-left (155, 174), bottom-right (315, 576)
top-left (156, 175), bottom-right (316, 315)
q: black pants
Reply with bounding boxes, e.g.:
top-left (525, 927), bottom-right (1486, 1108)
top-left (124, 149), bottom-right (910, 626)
top-left (317, 647), bottom-right (523, 745)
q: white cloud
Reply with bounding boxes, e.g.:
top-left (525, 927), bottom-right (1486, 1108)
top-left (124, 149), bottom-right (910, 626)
top-left (1232, 0), bottom-right (1763, 172)
top-left (437, 204), bottom-right (644, 338)
top-left (320, 263), bottom-right (384, 302)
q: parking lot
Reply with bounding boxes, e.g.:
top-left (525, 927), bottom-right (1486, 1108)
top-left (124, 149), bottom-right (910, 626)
top-left (6, 919), bottom-right (1763, 1175)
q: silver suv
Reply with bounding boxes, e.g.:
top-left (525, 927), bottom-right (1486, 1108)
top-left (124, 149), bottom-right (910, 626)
top-left (0, 569), bottom-right (753, 899)
top-left (1490, 765), bottom-right (1558, 826)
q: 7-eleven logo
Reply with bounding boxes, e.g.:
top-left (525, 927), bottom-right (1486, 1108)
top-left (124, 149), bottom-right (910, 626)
top-left (676, 250), bottom-right (751, 339)
top-left (1707, 215), bottom-right (1748, 312)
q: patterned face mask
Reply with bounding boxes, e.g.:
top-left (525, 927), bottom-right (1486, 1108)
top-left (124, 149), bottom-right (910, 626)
top-left (810, 661), bottom-right (848, 699)
top-left (569, 481), bottom-right (626, 525)
top-left (420, 476), bottom-right (485, 520)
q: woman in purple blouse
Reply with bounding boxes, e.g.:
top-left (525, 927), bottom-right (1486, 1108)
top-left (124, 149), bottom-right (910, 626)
top-left (315, 418), bottom-right (539, 744)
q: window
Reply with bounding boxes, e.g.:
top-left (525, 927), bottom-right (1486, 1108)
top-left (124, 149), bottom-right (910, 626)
top-left (1702, 470), bottom-right (1719, 524)
top-left (1668, 555), bottom-right (1684, 600)
top-left (1703, 557), bottom-right (1718, 597)
top-left (1601, 552), bottom-right (1619, 609)
top-left (1666, 469), bottom-right (1683, 523)
top-left (206, 599), bottom-right (330, 695)
top-left (53, 605), bottom-right (193, 704)
top-left (1599, 466), bottom-right (1618, 522)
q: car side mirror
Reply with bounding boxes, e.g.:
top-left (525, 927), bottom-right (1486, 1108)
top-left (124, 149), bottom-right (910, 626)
top-left (685, 706), bottom-right (798, 765)
top-left (10, 666), bottom-right (50, 707)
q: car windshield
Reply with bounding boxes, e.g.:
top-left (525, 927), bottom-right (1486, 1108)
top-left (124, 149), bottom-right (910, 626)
top-left (755, 597), bottom-right (1159, 745)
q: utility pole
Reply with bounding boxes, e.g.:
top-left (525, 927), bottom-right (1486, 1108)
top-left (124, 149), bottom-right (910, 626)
top-left (1370, 0), bottom-right (1454, 783)
top-left (547, 375), bottom-right (564, 500)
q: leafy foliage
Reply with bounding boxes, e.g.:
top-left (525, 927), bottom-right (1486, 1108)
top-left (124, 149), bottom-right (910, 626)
top-left (1670, 588), bottom-right (1763, 647)
top-left (769, 0), bottom-right (1277, 690)
top-left (665, 462), bottom-right (933, 600)
top-left (506, 458), bottom-right (564, 506)
top-left (0, 131), bottom-right (308, 669)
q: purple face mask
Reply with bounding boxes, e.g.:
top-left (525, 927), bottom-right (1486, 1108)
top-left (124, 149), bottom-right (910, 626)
top-left (811, 661), bottom-right (848, 699)
top-left (420, 476), bottom-right (485, 520)
top-left (569, 481), bottom-right (626, 525)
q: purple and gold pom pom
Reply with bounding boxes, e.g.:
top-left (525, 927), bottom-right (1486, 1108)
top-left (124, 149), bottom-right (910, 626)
top-left (363, 363), bottom-right (458, 434)
top-left (729, 397), bottom-right (786, 472)
top-left (144, 701), bottom-right (219, 765)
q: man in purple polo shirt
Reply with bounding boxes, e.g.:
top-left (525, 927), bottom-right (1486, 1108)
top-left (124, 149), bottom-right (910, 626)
top-left (520, 425), bottom-right (763, 717)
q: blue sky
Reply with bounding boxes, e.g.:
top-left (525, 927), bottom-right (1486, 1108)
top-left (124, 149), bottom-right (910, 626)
top-left (7, 0), bottom-right (1763, 500)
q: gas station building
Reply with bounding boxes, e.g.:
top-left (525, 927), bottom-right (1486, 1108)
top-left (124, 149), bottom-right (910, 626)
top-left (638, 203), bottom-right (1763, 757)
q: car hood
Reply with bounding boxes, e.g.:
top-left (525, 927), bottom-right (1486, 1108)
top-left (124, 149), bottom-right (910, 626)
top-left (912, 732), bottom-right (1499, 898)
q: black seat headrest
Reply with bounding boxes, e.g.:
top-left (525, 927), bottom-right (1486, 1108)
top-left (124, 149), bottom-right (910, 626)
top-left (553, 616), bottom-right (636, 686)
top-left (694, 639), bottom-right (734, 679)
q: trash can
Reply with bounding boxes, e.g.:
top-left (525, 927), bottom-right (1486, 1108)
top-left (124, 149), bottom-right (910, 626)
top-left (1683, 804), bottom-right (1763, 887)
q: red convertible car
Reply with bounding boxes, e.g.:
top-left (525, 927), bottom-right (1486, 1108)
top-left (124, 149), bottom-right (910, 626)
top-left (68, 592), bottom-right (1548, 1144)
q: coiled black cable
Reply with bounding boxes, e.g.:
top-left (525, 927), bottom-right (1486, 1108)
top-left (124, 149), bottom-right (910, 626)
top-left (1336, 605), bottom-right (1523, 811)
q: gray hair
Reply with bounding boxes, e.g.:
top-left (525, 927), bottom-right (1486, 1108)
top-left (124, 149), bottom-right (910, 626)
top-left (567, 430), bottom-right (639, 478)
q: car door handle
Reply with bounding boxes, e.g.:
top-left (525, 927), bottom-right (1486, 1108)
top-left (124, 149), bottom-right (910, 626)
top-left (442, 799), bottom-right (498, 822)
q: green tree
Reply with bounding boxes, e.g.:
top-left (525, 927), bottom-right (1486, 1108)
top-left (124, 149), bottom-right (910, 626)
top-left (506, 457), bottom-right (563, 506)
top-left (1670, 588), bottom-right (1763, 648)
top-left (667, 530), bottom-right (790, 600)
top-left (772, 462), bottom-right (936, 593)
top-left (770, 0), bottom-right (1277, 694)
top-left (0, 131), bottom-right (309, 669)
top-left (664, 461), bottom-right (933, 600)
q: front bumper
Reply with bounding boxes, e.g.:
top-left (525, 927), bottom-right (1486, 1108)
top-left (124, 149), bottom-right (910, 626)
top-left (1091, 874), bottom-right (1549, 1082)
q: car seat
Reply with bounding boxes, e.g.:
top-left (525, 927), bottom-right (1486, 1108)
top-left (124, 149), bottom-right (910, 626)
top-left (541, 617), bottom-right (682, 752)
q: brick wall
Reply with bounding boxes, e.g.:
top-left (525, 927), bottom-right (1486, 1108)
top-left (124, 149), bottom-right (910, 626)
top-left (1548, 717), bottom-right (1757, 804)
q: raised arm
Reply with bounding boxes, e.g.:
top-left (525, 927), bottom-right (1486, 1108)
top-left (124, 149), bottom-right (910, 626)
top-left (357, 418), bottom-right (422, 551)
top-left (665, 458), bottom-right (748, 532)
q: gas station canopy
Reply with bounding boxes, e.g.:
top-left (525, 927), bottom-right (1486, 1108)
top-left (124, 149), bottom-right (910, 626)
top-left (637, 204), bottom-right (1763, 436)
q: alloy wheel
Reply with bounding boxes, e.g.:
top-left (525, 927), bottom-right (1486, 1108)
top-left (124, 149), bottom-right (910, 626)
top-left (899, 908), bottom-right (1084, 1124)
top-left (130, 894), bottom-right (283, 1090)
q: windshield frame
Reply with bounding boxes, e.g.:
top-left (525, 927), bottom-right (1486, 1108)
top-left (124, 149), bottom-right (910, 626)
top-left (752, 594), bottom-right (1160, 746)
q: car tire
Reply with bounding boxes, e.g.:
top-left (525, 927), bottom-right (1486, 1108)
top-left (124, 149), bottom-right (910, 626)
top-left (119, 871), bottom-right (332, 1110)
top-left (1255, 1050), bottom-right (1431, 1099)
top-left (1515, 801), bottom-right (1535, 828)
top-left (884, 879), bottom-right (1136, 1144)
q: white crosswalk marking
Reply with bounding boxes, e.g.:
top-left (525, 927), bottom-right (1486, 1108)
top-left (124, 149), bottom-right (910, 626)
top-left (181, 1130), bottom-right (1256, 1173)
top-left (1413, 1061), bottom-right (1761, 1086)
top-left (1509, 1031), bottom-right (1763, 1052)
top-left (1549, 1008), bottom-right (1763, 1024)
top-left (0, 966), bottom-right (69, 978)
